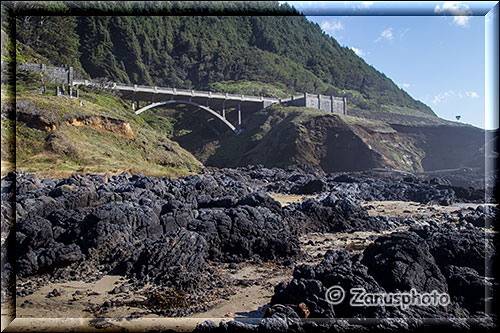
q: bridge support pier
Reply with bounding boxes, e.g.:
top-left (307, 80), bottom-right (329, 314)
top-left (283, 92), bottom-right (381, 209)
top-left (238, 102), bottom-right (241, 126)
top-left (222, 100), bottom-right (226, 119)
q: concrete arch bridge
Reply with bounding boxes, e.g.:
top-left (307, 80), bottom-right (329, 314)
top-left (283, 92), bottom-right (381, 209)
top-left (73, 80), bottom-right (280, 135)
top-left (72, 80), bottom-right (347, 135)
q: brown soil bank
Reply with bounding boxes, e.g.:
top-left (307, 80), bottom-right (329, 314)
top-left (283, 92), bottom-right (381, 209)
top-left (166, 105), bottom-right (489, 173)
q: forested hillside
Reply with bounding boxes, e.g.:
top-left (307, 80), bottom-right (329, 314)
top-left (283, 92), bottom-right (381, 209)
top-left (6, 1), bottom-right (434, 116)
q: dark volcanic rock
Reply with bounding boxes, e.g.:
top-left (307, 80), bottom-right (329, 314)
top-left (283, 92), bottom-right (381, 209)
top-left (411, 223), bottom-right (494, 277)
top-left (121, 229), bottom-right (209, 291)
top-left (463, 205), bottom-right (498, 228)
top-left (269, 225), bottom-right (494, 327)
top-left (46, 207), bottom-right (94, 244)
top-left (17, 242), bottom-right (83, 278)
top-left (6, 169), bottom-right (305, 297)
top-left (291, 179), bottom-right (328, 194)
top-left (16, 172), bottom-right (44, 196)
top-left (3, 167), bottom-right (495, 331)
top-left (237, 192), bottom-right (283, 215)
top-left (187, 205), bottom-right (300, 263)
top-left (272, 249), bottom-right (382, 319)
top-left (16, 195), bottom-right (63, 220)
top-left (333, 174), bottom-right (358, 183)
top-left (16, 216), bottom-right (54, 256)
top-left (429, 177), bottom-right (452, 186)
top-left (445, 265), bottom-right (493, 313)
top-left (1, 263), bottom-right (13, 303)
top-left (361, 231), bottom-right (448, 293)
top-left (194, 320), bottom-right (218, 332)
top-left (297, 196), bottom-right (395, 233)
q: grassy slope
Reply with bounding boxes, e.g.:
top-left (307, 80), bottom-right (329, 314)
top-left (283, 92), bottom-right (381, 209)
top-left (1, 76), bottom-right (201, 178)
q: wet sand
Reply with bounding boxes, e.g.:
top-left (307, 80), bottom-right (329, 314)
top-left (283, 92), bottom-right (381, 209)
top-left (362, 200), bottom-right (482, 218)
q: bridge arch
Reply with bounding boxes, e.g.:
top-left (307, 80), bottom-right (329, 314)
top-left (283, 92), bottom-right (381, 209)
top-left (134, 100), bottom-right (240, 134)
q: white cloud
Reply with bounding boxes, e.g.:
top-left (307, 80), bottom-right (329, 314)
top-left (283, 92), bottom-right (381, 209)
top-left (361, 1), bottom-right (374, 7)
top-left (465, 91), bottom-right (480, 99)
top-left (433, 90), bottom-right (480, 104)
top-left (400, 83), bottom-right (411, 89)
top-left (433, 91), bottom-right (452, 104)
top-left (321, 20), bottom-right (344, 35)
top-left (375, 27), bottom-right (393, 42)
top-left (452, 15), bottom-right (471, 27)
top-left (434, 2), bottom-right (472, 27)
top-left (350, 46), bottom-right (366, 56)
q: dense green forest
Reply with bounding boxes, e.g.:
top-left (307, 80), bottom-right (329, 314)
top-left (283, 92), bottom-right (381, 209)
top-left (4, 1), bottom-right (434, 115)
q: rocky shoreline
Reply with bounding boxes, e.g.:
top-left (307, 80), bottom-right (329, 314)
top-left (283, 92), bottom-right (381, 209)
top-left (1, 166), bottom-right (497, 331)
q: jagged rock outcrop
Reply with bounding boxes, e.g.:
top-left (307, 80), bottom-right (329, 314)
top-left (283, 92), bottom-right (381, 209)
top-left (2, 167), bottom-right (496, 332)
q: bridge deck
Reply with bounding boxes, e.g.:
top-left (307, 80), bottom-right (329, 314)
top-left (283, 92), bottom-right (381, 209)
top-left (73, 80), bottom-right (280, 106)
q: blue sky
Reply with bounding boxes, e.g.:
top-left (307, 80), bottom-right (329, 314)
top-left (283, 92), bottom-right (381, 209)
top-left (281, 1), bottom-right (499, 129)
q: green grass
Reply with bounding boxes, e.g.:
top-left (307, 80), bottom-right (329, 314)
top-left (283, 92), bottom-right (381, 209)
top-left (1, 118), bottom-right (15, 177)
top-left (13, 116), bottom-right (200, 178)
top-left (5, 75), bottom-right (202, 178)
top-left (339, 114), bottom-right (397, 134)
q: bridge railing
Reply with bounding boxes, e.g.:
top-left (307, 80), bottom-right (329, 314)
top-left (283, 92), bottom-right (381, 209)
top-left (74, 79), bottom-right (282, 103)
